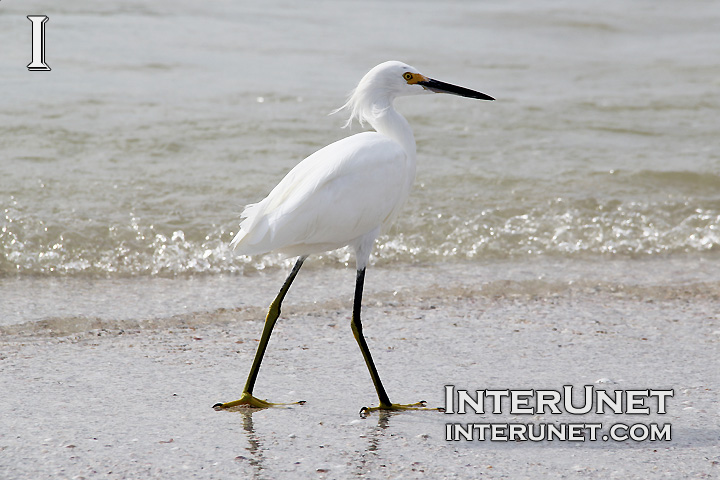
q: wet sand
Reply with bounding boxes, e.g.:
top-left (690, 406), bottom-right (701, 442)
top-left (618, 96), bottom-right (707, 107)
top-left (1, 258), bottom-right (719, 478)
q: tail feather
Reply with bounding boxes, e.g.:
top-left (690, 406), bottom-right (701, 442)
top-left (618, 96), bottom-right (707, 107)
top-left (230, 202), bottom-right (270, 254)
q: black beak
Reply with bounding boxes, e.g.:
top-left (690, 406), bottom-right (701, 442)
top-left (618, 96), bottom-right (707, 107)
top-left (418, 78), bottom-right (494, 101)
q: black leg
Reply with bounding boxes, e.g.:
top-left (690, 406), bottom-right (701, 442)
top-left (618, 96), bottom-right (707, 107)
top-left (214, 256), bottom-right (306, 409)
top-left (243, 256), bottom-right (306, 394)
top-left (350, 268), bottom-right (392, 408)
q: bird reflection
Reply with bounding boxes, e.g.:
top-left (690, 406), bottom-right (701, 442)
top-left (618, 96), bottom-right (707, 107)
top-left (235, 410), bottom-right (267, 480)
top-left (231, 404), bottom-right (436, 477)
top-left (354, 410), bottom-right (395, 476)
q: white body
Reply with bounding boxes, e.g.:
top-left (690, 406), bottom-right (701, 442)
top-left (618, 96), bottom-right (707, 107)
top-left (231, 132), bottom-right (413, 261)
top-left (231, 61), bottom-right (425, 270)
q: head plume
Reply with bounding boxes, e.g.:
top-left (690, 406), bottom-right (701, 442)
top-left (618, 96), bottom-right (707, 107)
top-left (330, 61), bottom-right (418, 128)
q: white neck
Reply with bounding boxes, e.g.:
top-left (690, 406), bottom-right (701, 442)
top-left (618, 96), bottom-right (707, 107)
top-left (366, 100), bottom-right (418, 207)
top-left (367, 101), bottom-right (417, 161)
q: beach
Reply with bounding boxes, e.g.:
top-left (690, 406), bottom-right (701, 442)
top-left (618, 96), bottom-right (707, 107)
top-left (2, 257), bottom-right (719, 478)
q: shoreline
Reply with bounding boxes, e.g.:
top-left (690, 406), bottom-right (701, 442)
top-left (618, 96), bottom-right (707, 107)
top-left (2, 253), bottom-right (719, 332)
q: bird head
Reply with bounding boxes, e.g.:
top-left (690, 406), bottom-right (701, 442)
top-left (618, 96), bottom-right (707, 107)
top-left (369, 61), bottom-right (495, 99)
top-left (333, 61), bottom-right (493, 127)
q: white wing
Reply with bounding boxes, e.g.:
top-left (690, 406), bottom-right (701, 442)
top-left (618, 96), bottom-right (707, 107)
top-left (231, 131), bottom-right (410, 257)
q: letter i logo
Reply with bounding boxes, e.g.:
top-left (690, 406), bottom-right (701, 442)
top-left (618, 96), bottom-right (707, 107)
top-left (27, 15), bottom-right (51, 71)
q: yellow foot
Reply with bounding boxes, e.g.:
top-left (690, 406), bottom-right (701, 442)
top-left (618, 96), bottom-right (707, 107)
top-left (212, 392), bottom-right (306, 411)
top-left (359, 400), bottom-right (442, 417)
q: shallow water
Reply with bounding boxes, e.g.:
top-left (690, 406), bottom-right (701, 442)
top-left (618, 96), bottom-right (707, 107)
top-left (1, 1), bottom-right (719, 322)
top-left (2, 255), bottom-right (718, 328)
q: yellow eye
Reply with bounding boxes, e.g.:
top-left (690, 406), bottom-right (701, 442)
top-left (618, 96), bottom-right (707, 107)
top-left (403, 72), bottom-right (413, 81)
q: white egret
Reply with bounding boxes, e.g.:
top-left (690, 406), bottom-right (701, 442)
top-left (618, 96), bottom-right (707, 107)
top-left (214, 61), bottom-right (493, 413)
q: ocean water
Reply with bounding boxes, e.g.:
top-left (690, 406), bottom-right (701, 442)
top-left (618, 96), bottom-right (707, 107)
top-left (1, 1), bottom-right (719, 324)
